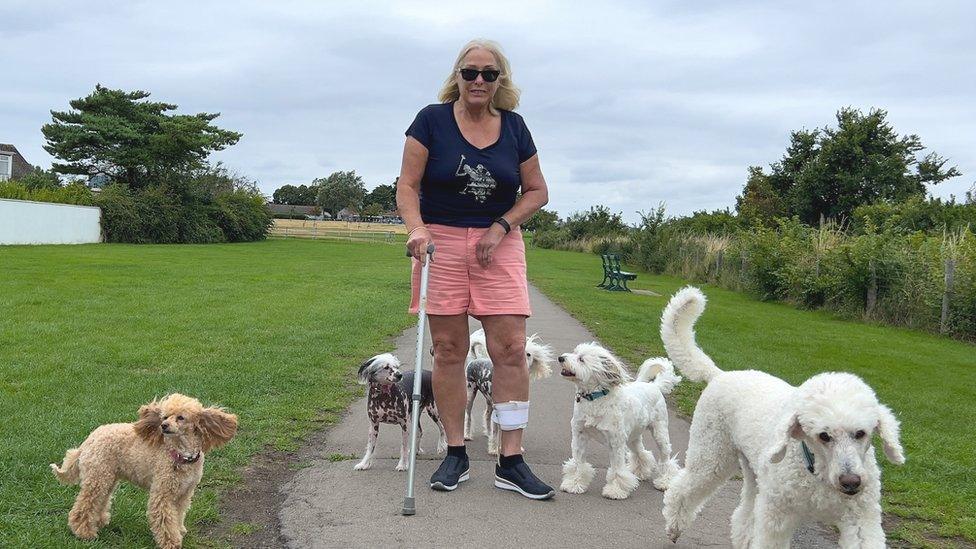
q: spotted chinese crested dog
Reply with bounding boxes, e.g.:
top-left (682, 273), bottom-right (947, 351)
top-left (353, 353), bottom-right (447, 471)
top-left (464, 329), bottom-right (555, 454)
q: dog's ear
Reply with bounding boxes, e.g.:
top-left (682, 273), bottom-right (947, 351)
top-left (134, 401), bottom-right (164, 446)
top-left (769, 411), bottom-right (803, 463)
top-left (876, 403), bottom-right (905, 465)
top-left (197, 408), bottom-right (239, 452)
top-left (357, 357), bottom-right (375, 385)
top-left (598, 352), bottom-right (631, 385)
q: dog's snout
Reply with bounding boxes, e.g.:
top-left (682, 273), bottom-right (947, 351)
top-left (393, 372), bottom-right (403, 381)
top-left (161, 422), bottom-right (170, 431)
top-left (839, 473), bottom-right (861, 493)
top-left (558, 356), bottom-right (565, 363)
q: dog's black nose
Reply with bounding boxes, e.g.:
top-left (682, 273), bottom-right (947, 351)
top-left (558, 356), bottom-right (565, 363)
top-left (161, 422), bottom-right (170, 430)
top-left (839, 474), bottom-right (861, 493)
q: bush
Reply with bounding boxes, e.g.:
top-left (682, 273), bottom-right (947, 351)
top-left (0, 180), bottom-right (94, 206)
top-left (215, 190), bottom-right (272, 242)
top-left (562, 205), bottom-right (628, 240)
top-left (852, 196), bottom-right (976, 235)
top-left (92, 167), bottom-right (271, 244)
top-left (14, 167), bottom-right (62, 191)
top-left (93, 184), bottom-right (139, 243)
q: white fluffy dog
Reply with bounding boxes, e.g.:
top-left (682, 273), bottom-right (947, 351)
top-left (660, 287), bottom-right (906, 548)
top-left (557, 343), bottom-right (682, 499)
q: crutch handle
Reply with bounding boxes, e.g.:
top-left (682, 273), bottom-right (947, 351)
top-left (405, 243), bottom-right (436, 258)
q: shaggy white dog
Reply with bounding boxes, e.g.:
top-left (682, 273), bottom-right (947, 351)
top-left (660, 286), bottom-right (906, 548)
top-left (557, 343), bottom-right (682, 499)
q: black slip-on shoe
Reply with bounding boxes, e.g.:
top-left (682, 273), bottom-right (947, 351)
top-left (430, 454), bottom-right (470, 491)
top-left (494, 460), bottom-right (555, 500)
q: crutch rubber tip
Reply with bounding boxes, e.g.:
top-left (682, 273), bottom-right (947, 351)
top-left (401, 497), bottom-right (416, 516)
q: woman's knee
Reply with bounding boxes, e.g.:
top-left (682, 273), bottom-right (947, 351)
top-left (488, 336), bottom-right (526, 367)
top-left (432, 336), bottom-right (467, 367)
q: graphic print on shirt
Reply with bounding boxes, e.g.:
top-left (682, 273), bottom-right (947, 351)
top-left (455, 154), bottom-right (496, 203)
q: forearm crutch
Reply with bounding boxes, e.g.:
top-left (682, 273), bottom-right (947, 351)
top-left (402, 243), bottom-right (434, 516)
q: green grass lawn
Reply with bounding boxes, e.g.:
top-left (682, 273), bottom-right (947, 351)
top-left (0, 239), bottom-right (416, 547)
top-left (526, 245), bottom-right (976, 547)
top-left (3, 238), bottom-right (973, 547)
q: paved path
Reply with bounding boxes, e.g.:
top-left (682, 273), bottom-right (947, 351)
top-left (279, 285), bottom-right (834, 548)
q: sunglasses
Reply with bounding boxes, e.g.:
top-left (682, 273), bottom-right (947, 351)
top-left (458, 68), bottom-right (501, 82)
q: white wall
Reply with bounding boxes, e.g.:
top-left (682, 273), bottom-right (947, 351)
top-left (0, 199), bottom-right (102, 245)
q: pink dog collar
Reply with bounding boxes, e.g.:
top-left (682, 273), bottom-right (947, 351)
top-left (169, 449), bottom-right (201, 465)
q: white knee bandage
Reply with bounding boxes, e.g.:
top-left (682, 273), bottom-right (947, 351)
top-left (491, 401), bottom-right (530, 431)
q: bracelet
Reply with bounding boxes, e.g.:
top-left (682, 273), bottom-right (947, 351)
top-left (492, 217), bottom-right (511, 234)
top-left (408, 225), bottom-right (428, 237)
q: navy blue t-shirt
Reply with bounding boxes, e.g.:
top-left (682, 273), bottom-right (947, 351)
top-left (405, 102), bottom-right (537, 228)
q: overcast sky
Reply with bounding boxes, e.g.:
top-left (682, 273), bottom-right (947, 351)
top-left (3, 1), bottom-right (974, 223)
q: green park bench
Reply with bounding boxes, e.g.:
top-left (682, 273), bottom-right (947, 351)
top-left (599, 253), bottom-right (637, 292)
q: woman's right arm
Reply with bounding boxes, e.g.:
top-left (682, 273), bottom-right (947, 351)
top-left (396, 136), bottom-right (431, 263)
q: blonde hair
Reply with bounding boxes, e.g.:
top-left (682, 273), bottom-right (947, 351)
top-left (437, 39), bottom-right (521, 113)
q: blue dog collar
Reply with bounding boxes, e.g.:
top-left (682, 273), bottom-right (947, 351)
top-left (577, 388), bottom-right (610, 402)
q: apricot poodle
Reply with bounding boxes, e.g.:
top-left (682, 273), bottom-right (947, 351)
top-left (51, 393), bottom-right (238, 549)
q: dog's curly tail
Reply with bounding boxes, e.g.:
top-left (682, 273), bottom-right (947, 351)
top-left (660, 286), bottom-right (722, 383)
top-left (50, 448), bottom-right (81, 485)
top-left (637, 357), bottom-right (682, 395)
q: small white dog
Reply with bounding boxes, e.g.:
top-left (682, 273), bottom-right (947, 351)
top-left (660, 287), bottom-right (906, 548)
top-left (464, 328), bottom-right (554, 455)
top-left (557, 343), bottom-right (682, 499)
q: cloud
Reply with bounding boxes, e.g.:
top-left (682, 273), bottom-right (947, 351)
top-left (2, 0), bottom-right (973, 224)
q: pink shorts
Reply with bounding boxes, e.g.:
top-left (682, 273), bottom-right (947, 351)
top-left (409, 224), bottom-right (531, 317)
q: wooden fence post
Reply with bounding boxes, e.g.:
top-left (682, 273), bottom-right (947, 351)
top-left (866, 260), bottom-right (877, 317)
top-left (941, 258), bottom-right (955, 334)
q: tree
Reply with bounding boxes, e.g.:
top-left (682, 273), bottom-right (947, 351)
top-left (315, 170), bottom-right (366, 216)
top-left (743, 108), bottom-right (961, 224)
top-left (523, 208), bottom-right (559, 232)
top-left (563, 205), bottom-right (628, 240)
top-left (361, 203), bottom-right (384, 217)
top-left (41, 85), bottom-right (241, 189)
top-left (273, 184), bottom-right (317, 205)
top-left (364, 182), bottom-right (397, 213)
top-left (736, 166), bottom-right (786, 225)
top-left (13, 167), bottom-right (62, 191)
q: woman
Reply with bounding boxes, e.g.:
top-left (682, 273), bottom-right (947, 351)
top-left (396, 39), bottom-right (553, 500)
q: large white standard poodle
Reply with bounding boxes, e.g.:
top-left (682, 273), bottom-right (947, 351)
top-left (557, 343), bottom-right (682, 499)
top-left (660, 287), bottom-right (905, 548)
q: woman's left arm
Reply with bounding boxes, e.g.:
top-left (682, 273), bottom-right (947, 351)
top-left (502, 154), bottom-right (549, 226)
top-left (475, 154), bottom-right (548, 267)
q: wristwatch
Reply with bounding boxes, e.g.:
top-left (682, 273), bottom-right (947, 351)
top-left (492, 217), bottom-right (511, 234)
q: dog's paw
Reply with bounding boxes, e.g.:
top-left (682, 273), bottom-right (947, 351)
top-left (667, 523), bottom-right (682, 543)
top-left (71, 523), bottom-right (99, 540)
top-left (436, 442), bottom-right (448, 454)
top-left (394, 461), bottom-right (408, 471)
top-left (463, 431), bottom-right (472, 441)
top-left (663, 503), bottom-right (688, 543)
top-left (652, 459), bottom-right (681, 491)
top-left (601, 482), bottom-right (632, 500)
top-left (560, 476), bottom-right (589, 494)
top-left (353, 461), bottom-right (372, 471)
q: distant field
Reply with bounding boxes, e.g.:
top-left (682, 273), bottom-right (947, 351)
top-left (271, 218), bottom-right (406, 241)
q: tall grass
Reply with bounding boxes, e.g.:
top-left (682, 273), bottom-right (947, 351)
top-left (536, 218), bottom-right (976, 341)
